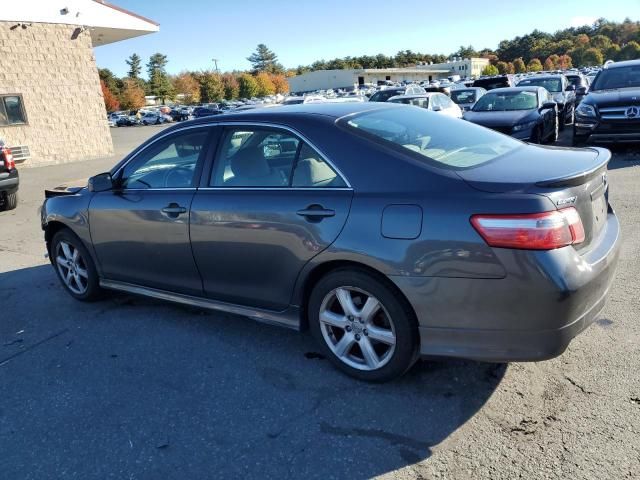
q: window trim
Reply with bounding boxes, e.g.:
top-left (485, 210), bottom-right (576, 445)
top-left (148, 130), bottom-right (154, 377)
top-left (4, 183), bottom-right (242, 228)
top-left (0, 94), bottom-right (28, 127)
top-left (113, 121), bottom-right (351, 190)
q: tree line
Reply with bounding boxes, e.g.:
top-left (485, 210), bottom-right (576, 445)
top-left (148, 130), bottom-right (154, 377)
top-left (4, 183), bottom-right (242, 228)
top-left (100, 45), bottom-right (290, 112)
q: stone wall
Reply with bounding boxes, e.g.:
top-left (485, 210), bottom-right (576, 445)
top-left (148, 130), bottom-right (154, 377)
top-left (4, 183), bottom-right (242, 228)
top-left (0, 22), bottom-right (113, 167)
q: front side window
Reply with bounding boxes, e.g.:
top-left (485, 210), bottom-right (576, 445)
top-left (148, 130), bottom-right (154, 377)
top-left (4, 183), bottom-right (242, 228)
top-left (121, 129), bottom-right (210, 189)
top-left (0, 95), bottom-right (27, 126)
top-left (211, 127), bottom-right (346, 188)
top-left (342, 107), bottom-right (521, 169)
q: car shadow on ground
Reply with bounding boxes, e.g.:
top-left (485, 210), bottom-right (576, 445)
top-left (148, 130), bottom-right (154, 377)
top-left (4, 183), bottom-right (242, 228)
top-left (606, 146), bottom-right (640, 170)
top-left (0, 264), bottom-right (506, 479)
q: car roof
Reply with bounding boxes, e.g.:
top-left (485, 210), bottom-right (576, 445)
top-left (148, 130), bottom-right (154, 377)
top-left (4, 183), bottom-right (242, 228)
top-left (605, 59), bottom-right (640, 69)
top-left (388, 93), bottom-right (438, 100)
top-left (518, 74), bottom-right (565, 81)
top-left (484, 86), bottom-right (541, 94)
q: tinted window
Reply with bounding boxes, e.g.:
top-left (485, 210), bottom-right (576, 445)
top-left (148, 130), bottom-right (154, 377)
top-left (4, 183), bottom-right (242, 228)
top-left (211, 128), bottom-right (299, 187)
top-left (370, 90), bottom-right (403, 102)
top-left (473, 91), bottom-right (538, 111)
top-left (121, 130), bottom-right (209, 189)
top-left (344, 107), bottom-right (521, 169)
top-left (451, 90), bottom-right (476, 104)
top-left (517, 77), bottom-right (562, 92)
top-left (0, 95), bottom-right (27, 125)
top-left (590, 65), bottom-right (640, 90)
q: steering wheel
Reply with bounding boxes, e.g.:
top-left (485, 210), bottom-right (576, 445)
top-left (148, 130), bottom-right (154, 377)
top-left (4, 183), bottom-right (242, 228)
top-left (163, 166), bottom-right (194, 188)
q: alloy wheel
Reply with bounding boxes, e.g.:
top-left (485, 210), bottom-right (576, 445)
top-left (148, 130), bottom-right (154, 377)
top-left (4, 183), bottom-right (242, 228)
top-left (55, 240), bottom-right (89, 295)
top-left (319, 287), bottom-right (396, 371)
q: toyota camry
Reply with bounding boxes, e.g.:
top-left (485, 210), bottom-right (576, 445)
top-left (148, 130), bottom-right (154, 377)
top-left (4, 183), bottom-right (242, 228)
top-left (41, 103), bottom-right (620, 381)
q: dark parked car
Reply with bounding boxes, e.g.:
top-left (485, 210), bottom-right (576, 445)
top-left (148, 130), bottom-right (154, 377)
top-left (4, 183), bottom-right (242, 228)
top-left (193, 106), bottom-right (223, 118)
top-left (573, 59), bottom-right (640, 146)
top-left (463, 87), bottom-right (558, 143)
top-left (517, 74), bottom-right (576, 130)
top-left (565, 72), bottom-right (590, 104)
top-left (41, 103), bottom-right (620, 381)
top-left (116, 115), bottom-right (139, 127)
top-left (472, 75), bottom-right (515, 91)
top-left (368, 84), bottom-right (426, 102)
top-left (450, 87), bottom-right (487, 111)
top-left (0, 140), bottom-right (18, 210)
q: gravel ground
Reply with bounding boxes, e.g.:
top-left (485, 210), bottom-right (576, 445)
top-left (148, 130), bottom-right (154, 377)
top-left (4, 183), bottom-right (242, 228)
top-left (0, 125), bottom-right (639, 479)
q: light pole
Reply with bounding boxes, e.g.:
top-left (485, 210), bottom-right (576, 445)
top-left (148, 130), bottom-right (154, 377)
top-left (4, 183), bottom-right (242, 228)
top-left (212, 58), bottom-right (219, 73)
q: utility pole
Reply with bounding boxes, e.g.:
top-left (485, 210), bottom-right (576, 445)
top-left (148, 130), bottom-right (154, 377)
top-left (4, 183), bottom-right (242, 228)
top-left (212, 58), bottom-right (219, 73)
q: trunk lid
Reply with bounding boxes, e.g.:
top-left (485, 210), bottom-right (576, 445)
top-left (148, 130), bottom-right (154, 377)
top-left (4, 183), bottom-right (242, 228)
top-left (457, 145), bottom-right (611, 250)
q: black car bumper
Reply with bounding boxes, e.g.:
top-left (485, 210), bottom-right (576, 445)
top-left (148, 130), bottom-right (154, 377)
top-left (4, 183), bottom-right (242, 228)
top-left (0, 169), bottom-right (19, 194)
top-left (574, 118), bottom-right (640, 143)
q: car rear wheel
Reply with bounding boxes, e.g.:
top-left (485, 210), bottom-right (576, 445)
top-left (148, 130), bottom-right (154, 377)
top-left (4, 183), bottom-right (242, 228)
top-left (51, 229), bottom-right (102, 301)
top-left (2, 192), bottom-right (17, 211)
top-left (308, 269), bottom-right (419, 382)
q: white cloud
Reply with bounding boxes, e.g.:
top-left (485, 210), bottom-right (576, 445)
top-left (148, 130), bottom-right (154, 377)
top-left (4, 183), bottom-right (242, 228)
top-left (569, 16), bottom-right (598, 28)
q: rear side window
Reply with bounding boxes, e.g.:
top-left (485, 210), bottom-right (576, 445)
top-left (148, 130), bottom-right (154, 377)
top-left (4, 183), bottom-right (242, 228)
top-left (342, 107), bottom-right (521, 169)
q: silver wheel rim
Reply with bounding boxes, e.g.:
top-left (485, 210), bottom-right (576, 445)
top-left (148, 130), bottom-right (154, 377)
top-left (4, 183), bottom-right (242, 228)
top-left (55, 240), bottom-right (89, 295)
top-left (319, 287), bottom-right (396, 371)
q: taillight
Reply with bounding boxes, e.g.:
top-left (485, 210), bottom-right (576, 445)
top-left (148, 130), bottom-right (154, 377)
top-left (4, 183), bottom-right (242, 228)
top-left (470, 207), bottom-right (585, 250)
top-left (1, 147), bottom-right (15, 170)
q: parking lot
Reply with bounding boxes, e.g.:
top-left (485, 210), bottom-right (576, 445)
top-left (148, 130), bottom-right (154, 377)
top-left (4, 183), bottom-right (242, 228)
top-left (1, 125), bottom-right (639, 479)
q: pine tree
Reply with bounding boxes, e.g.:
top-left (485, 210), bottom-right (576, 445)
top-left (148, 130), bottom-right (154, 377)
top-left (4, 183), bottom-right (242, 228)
top-left (126, 53), bottom-right (142, 79)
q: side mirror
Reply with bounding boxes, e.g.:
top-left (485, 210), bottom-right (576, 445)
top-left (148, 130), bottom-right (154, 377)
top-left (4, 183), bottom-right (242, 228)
top-left (540, 102), bottom-right (556, 111)
top-left (432, 105), bottom-right (443, 112)
top-left (88, 172), bottom-right (114, 192)
top-left (565, 84), bottom-right (576, 91)
top-left (577, 86), bottom-right (588, 95)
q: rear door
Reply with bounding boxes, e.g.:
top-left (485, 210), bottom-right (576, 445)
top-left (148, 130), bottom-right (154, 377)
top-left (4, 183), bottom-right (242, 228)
top-left (190, 125), bottom-right (353, 310)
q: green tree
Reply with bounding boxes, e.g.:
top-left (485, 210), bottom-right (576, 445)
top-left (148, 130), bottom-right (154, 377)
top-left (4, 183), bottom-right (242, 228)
top-left (198, 72), bottom-right (225, 103)
top-left (481, 64), bottom-right (499, 76)
top-left (582, 47), bottom-right (604, 66)
top-left (513, 57), bottom-right (527, 73)
top-left (247, 44), bottom-right (283, 74)
top-left (221, 74), bottom-right (239, 100)
top-left (238, 73), bottom-right (259, 99)
top-left (146, 53), bottom-right (174, 103)
top-left (620, 41), bottom-right (640, 60)
top-left (495, 61), bottom-right (510, 74)
top-left (98, 68), bottom-right (122, 96)
top-left (527, 58), bottom-right (543, 72)
top-left (126, 53), bottom-right (142, 79)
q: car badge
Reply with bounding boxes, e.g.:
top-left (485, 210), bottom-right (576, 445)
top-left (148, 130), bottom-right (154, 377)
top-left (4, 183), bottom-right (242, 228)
top-left (557, 196), bottom-right (577, 206)
top-left (626, 106), bottom-right (639, 119)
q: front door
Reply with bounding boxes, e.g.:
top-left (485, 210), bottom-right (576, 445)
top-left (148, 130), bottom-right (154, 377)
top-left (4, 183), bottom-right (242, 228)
top-left (90, 127), bottom-right (214, 296)
top-left (190, 126), bottom-right (353, 311)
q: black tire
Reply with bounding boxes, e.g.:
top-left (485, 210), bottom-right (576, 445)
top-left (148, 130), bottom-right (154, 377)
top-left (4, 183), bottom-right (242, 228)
top-left (51, 229), bottom-right (103, 301)
top-left (308, 268), bottom-right (419, 382)
top-left (530, 125), bottom-right (543, 144)
top-left (2, 192), bottom-right (17, 211)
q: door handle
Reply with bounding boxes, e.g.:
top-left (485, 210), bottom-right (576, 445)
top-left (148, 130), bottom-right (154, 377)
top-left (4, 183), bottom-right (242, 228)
top-left (296, 205), bottom-right (335, 221)
top-left (161, 203), bottom-right (187, 217)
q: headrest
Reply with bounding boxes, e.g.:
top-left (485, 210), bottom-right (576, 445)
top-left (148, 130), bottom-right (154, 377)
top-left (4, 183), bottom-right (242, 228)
top-left (230, 148), bottom-right (270, 178)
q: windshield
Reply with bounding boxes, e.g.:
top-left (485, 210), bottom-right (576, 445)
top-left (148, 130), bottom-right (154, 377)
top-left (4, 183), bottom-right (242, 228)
top-left (472, 90), bottom-right (538, 111)
top-left (590, 65), bottom-right (640, 90)
top-left (370, 90), bottom-right (402, 102)
top-left (451, 90), bottom-right (477, 104)
top-left (517, 78), bottom-right (562, 92)
top-left (343, 107), bottom-right (520, 169)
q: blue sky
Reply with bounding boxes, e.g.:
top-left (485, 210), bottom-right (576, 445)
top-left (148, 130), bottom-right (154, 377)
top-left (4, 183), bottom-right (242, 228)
top-left (95, 0), bottom-right (637, 78)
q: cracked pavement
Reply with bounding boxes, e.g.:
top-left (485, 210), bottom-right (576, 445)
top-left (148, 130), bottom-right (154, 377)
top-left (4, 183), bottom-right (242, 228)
top-left (1, 126), bottom-right (639, 479)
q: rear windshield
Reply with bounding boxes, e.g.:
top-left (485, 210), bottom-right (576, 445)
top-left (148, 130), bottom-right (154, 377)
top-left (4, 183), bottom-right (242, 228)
top-left (590, 65), bottom-right (640, 90)
top-left (451, 90), bottom-right (477, 104)
top-left (370, 90), bottom-right (403, 102)
top-left (473, 90), bottom-right (538, 111)
top-left (473, 78), bottom-right (509, 90)
top-left (517, 77), bottom-right (562, 92)
top-left (342, 107), bottom-right (521, 169)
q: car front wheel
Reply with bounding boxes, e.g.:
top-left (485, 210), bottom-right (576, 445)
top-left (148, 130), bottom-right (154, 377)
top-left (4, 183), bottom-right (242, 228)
top-left (1, 192), bottom-right (17, 211)
top-left (51, 229), bottom-right (102, 301)
top-left (309, 269), bottom-right (419, 382)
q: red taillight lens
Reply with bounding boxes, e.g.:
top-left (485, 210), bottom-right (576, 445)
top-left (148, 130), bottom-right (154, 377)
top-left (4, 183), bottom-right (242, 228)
top-left (470, 207), bottom-right (585, 250)
top-left (1, 147), bottom-right (15, 170)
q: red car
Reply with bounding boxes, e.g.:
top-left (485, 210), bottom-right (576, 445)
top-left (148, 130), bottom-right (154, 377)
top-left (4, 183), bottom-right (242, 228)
top-left (0, 141), bottom-right (19, 210)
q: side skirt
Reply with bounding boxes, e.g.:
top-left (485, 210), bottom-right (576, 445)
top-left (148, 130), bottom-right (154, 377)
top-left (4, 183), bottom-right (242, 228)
top-left (99, 279), bottom-right (301, 331)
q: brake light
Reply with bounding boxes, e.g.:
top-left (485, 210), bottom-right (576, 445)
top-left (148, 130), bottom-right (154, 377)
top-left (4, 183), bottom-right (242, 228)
top-left (470, 207), bottom-right (585, 250)
top-left (1, 146), bottom-right (15, 170)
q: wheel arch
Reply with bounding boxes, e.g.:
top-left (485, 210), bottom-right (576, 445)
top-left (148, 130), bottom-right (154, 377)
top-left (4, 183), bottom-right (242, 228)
top-left (296, 259), bottom-right (418, 332)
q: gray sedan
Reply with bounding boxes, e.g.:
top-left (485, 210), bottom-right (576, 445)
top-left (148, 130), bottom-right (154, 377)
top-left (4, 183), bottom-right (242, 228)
top-left (41, 103), bottom-right (620, 381)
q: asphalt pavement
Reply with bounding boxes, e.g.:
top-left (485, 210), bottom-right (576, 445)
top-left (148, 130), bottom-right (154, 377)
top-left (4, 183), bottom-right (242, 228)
top-left (1, 124), bottom-right (639, 479)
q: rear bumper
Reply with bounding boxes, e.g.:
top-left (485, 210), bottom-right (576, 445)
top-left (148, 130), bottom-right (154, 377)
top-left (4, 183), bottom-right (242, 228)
top-left (0, 169), bottom-right (19, 194)
top-left (389, 210), bottom-right (621, 362)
